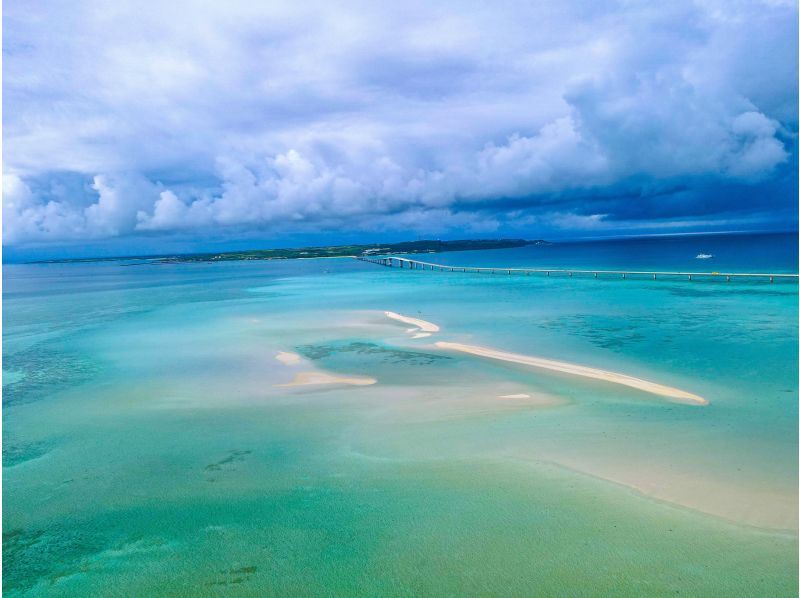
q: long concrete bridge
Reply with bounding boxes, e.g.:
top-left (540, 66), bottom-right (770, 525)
top-left (357, 255), bottom-right (799, 283)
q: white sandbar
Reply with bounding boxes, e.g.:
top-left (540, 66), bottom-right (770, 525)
top-left (384, 311), bottom-right (440, 333)
top-left (435, 342), bottom-right (707, 405)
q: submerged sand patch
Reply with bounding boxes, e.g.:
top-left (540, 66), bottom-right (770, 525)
top-left (540, 457), bottom-right (798, 532)
top-left (275, 371), bottom-right (377, 387)
top-left (495, 392), bottom-right (565, 407)
top-left (436, 341), bottom-right (707, 405)
top-left (275, 351), bottom-right (302, 366)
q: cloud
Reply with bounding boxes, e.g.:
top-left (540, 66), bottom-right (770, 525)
top-left (3, 173), bottom-right (163, 243)
top-left (3, 0), bottom-right (797, 247)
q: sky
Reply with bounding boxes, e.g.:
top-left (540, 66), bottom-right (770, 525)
top-left (3, 0), bottom-right (798, 258)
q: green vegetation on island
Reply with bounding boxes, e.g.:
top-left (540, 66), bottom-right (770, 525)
top-left (34, 239), bottom-right (551, 264)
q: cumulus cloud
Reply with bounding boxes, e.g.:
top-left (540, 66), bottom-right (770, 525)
top-left (3, 0), bottom-right (797, 246)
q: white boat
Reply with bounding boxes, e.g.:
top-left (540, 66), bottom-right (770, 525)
top-left (695, 253), bottom-right (713, 259)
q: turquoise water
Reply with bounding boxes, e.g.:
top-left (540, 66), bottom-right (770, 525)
top-left (3, 233), bottom-right (798, 595)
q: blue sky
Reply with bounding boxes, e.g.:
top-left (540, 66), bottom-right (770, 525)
top-left (3, 0), bottom-right (798, 258)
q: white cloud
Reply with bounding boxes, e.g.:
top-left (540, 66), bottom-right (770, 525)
top-left (3, 0), bottom-right (796, 245)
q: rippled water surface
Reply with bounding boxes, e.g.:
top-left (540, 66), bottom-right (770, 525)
top-left (3, 233), bottom-right (798, 595)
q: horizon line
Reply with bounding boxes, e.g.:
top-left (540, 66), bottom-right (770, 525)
top-left (3, 229), bottom-right (797, 264)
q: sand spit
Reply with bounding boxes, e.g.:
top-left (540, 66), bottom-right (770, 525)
top-left (275, 372), bottom-right (377, 387)
top-left (275, 351), bottom-right (302, 366)
top-left (384, 311), bottom-right (440, 334)
top-left (435, 342), bottom-right (707, 405)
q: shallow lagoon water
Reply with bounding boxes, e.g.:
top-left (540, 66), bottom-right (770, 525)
top-left (3, 234), bottom-right (798, 595)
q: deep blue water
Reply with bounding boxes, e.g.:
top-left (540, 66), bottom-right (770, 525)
top-left (415, 232), bottom-right (798, 273)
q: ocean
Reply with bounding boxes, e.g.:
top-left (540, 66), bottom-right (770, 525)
top-left (3, 232), bottom-right (798, 595)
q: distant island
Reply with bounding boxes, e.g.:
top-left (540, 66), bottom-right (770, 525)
top-left (33, 239), bottom-right (552, 264)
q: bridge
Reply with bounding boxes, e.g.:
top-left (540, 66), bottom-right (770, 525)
top-left (357, 256), bottom-right (799, 283)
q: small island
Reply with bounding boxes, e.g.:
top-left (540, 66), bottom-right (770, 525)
top-left (33, 238), bottom-right (552, 264)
